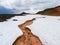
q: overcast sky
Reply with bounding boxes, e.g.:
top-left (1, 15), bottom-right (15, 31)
top-left (0, 0), bottom-right (60, 14)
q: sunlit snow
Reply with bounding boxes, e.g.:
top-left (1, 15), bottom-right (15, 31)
top-left (0, 15), bottom-right (60, 45)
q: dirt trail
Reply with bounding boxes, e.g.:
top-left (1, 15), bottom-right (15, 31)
top-left (13, 18), bottom-right (43, 45)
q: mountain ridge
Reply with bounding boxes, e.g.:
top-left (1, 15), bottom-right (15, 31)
top-left (36, 6), bottom-right (60, 16)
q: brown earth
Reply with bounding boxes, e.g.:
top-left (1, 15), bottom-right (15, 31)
top-left (13, 31), bottom-right (43, 45)
top-left (13, 18), bottom-right (43, 45)
top-left (37, 6), bottom-right (60, 16)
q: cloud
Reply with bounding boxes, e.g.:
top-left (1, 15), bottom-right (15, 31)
top-left (0, 6), bottom-right (18, 14)
top-left (0, 0), bottom-right (60, 14)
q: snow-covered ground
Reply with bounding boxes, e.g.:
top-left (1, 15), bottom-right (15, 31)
top-left (0, 15), bottom-right (60, 45)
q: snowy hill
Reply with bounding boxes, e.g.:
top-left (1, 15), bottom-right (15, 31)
top-left (0, 15), bottom-right (60, 45)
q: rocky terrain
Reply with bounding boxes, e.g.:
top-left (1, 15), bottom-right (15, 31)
top-left (0, 12), bottom-right (30, 22)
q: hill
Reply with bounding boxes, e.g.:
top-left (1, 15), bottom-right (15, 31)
top-left (36, 6), bottom-right (60, 16)
top-left (0, 14), bottom-right (25, 22)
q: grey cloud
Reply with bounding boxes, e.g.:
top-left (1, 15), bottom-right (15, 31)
top-left (0, 0), bottom-right (60, 14)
